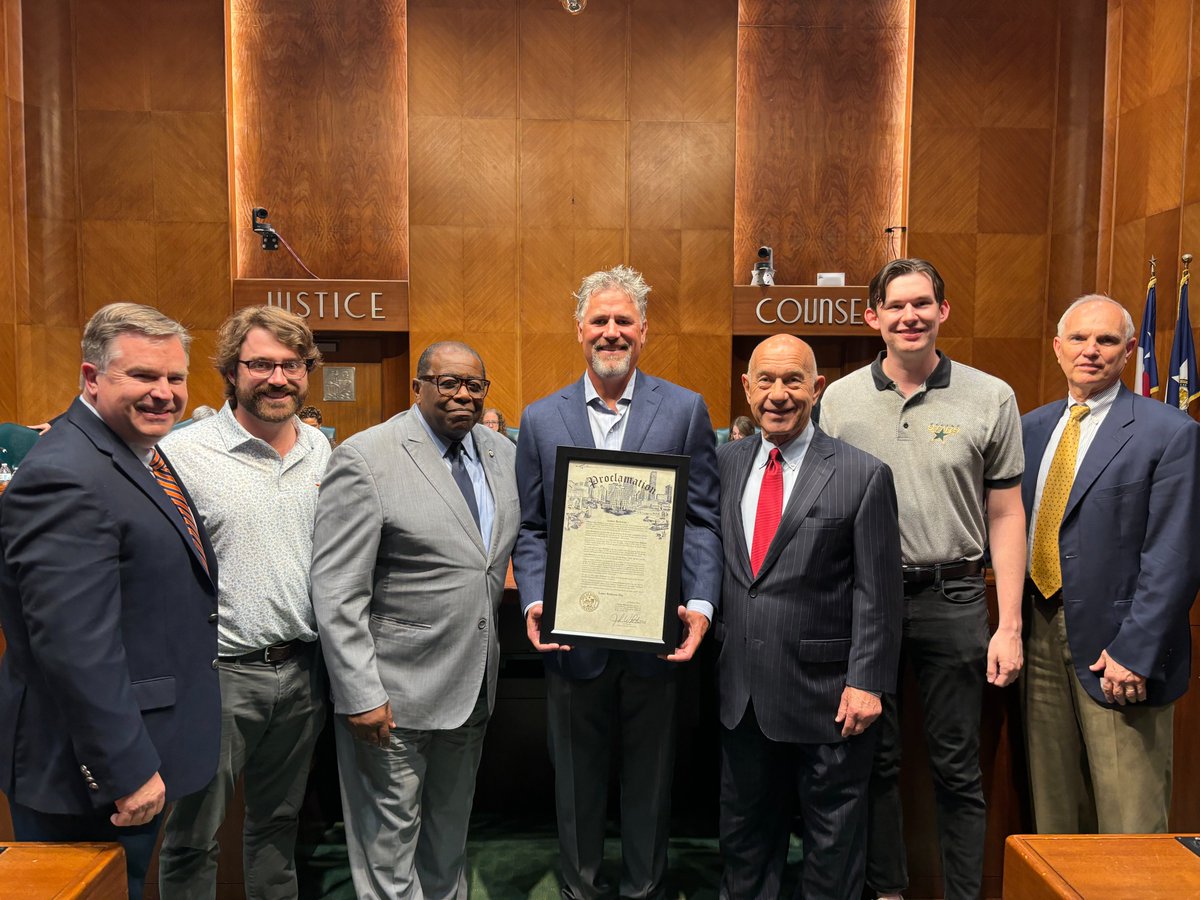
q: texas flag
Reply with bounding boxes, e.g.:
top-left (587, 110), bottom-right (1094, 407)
top-left (1135, 275), bottom-right (1159, 397)
top-left (1166, 269), bottom-right (1199, 411)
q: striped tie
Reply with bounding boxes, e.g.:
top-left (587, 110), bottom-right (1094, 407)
top-left (150, 448), bottom-right (209, 574)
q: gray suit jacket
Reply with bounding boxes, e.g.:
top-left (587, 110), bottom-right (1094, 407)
top-left (716, 428), bottom-right (903, 744)
top-left (311, 409), bottom-right (520, 730)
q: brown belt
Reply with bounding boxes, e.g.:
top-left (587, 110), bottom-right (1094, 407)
top-left (901, 558), bottom-right (983, 586)
top-left (220, 639), bottom-right (312, 665)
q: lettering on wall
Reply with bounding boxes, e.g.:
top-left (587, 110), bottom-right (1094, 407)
top-left (232, 279), bottom-right (409, 332)
top-left (732, 286), bottom-right (870, 336)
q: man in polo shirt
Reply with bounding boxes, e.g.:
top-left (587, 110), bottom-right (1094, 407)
top-left (158, 306), bottom-right (330, 900)
top-left (818, 258), bottom-right (1026, 900)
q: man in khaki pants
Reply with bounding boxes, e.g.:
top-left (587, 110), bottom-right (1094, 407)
top-left (1020, 294), bottom-right (1200, 832)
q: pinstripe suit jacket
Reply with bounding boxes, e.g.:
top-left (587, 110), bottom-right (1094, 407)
top-left (716, 427), bottom-right (903, 744)
top-left (310, 409), bottom-right (520, 730)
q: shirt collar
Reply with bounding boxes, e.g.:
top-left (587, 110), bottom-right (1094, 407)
top-left (870, 350), bottom-right (952, 391)
top-left (215, 402), bottom-right (309, 455)
top-left (1066, 378), bottom-right (1121, 415)
top-left (583, 369), bottom-right (637, 409)
top-left (752, 420), bottom-right (814, 468)
top-left (413, 405), bottom-right (479, 461)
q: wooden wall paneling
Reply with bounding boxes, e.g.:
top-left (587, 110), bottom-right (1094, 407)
top-left (80, 218), bottom-right (156, 316)
top-left (24, 215), bottom-right (76, 327)
top-left (907, 127), bottom-right (981, 234)
top-left (408, 2), bottom-right (517, 120)
top-left (973, 234), bottom-right (1048, 340)
top-left (75, 110), bottom-right (152, 219)
top-left (463, 328), bottom-right (519, 428)
top-left (230, 0), bottom-right (408, 280)
top-left (152, 111), bottom-right (229, 224)
top-left (16, 324), bottom-right (79, 423)
top-left (72, 0), bottom-right (149, 112)
top-left (977, 129), bottom-right (1053, 235)
top-left (972, 337), bottom-right (1043, 413)
top-left (739, 0), bottom-right (908, 29)
top-left (155, 221), bottom-right (232, 331)
top-left (735, 18), bottom-right (909, 286)
top-left (184, 328), bottom-right (227, 413)
top-left (1171, 624), bottom-right (1200, 829)
top-left (518, 0), bottom-right (626, 122)
top-left (148, 0), bottom-right (225, 113)
top-left (630, 0), bottom-right (737, 124)
top-left (409, 225), bottom-right (466, 333)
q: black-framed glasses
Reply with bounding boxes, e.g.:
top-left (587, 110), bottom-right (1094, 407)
top-left (238, 358), bottom-right (315, 378)
top-left (417, 374), bottom-right (491, 399)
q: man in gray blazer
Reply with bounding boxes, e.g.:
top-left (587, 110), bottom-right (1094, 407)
top-left (310, 341), bottom-right (520, 899)
top-left (717, 334), bottom-right (903, 900)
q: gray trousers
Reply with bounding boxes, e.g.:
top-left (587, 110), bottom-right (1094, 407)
top-left (159, 643), bottom-right (326, 900)
top-left (336, 683), bottom-right (490, 900)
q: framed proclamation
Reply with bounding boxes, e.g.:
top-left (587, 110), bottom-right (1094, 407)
top-left (541, 446), bottom-right (690, 654)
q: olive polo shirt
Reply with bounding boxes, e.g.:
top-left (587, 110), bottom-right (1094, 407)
top-left (818, 351), bottom-right (1023, 567)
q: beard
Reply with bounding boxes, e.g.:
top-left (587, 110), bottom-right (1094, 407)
top-left (237, 381), bottom-right (305, 423)
top-left (588, 342), bottom-right (632, 379)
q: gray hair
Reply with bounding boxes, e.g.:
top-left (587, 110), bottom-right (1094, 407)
top-left (80, 302), bottom-right (191, 387)
top-left (1057, 294), bottom-right (1135, 342)
top-left (573, 265), bottom-right (650, 322)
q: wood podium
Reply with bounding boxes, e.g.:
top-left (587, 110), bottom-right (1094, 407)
top-left (1004, 834), bottom-right (1200, 898)
top-left (0, 842), bottom-right (126, 898)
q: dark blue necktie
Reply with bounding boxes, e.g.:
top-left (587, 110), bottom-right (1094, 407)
top-left (446, 441), bottom-right (481, 533)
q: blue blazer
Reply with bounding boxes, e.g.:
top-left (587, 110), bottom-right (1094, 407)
top-left (1021, 386), bottom-right (1200, 707)
top-left (716, 429), bottom-right (903, 743)
top-left (513, 372), bottom-right (723, 679)
top-left (0, 399), bottom-right (220, 814)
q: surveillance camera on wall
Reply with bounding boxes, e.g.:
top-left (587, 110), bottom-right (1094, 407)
top-left (751, 246), bottom-right (775, 286)
top-left (251, 206), bottom-right (280, 251)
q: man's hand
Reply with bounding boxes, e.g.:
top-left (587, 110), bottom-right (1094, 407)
top-left (525, 603), bottom-right (571, 653)
top-left (347, 701), bottom-right (396, 746)
top-left (1090, 650), bottom-right (1147, 705)
top-left (110, 771), bottom-right (165, 827)
top-left (835, 686), bottom-right (882, 738)
top-left (986, 627), bottom-right (1023, 687)
top-left (662, 606), bottom-right (709, 662)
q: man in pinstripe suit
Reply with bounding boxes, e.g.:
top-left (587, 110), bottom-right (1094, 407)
top-left (716, 334), bottom-right (903, 900)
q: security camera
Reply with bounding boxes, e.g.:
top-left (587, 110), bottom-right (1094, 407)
top-left (251, 207), bottom-right (280, 251)
top-left (751, 246), bottom-right (775, 286)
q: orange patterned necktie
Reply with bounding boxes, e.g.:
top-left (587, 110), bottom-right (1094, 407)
top-left (150, 448), bottom-right (209, 574)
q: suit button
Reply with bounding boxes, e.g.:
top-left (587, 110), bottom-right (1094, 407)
top-left (88, 783), bottom-right (99, 791)
top-left (80, 765), bottom-right (91, 776)
top-left (212, 659), bottom-right (219, 670)
top-left (749, 590), bottom-right (757, 598)
top-left (477, 619), bottom-right (486, 630)
top-left (208, 612), bottom-right (218, 623)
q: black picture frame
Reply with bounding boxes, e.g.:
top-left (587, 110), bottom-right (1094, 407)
top-left (541, 445), bottom-right (690, 654)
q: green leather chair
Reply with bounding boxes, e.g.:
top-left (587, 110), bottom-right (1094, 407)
top-left (0, 423), bottom-right (42, 467)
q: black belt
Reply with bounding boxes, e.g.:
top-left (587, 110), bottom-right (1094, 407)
top-left (901, 558), bottom-right (983, 586)
top-left (220, 639), bottom-right (312, 665)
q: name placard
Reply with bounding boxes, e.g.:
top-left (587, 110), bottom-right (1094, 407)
top-left (232, 279), bottom-right (409, 331)
top-left (733, 285), bottom-right (872, 336)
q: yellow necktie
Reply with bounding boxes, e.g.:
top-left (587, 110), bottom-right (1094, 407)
top-left (1030, 403), bottom-right (1090, 598)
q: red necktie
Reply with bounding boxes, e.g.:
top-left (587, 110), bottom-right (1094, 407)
top-left (151, 448), bottom-right (209, 574)
top-left (749, 447), bottom-right (783, 576)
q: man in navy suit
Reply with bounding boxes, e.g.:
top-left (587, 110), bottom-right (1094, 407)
top-left (717, 334), bottom-right (902, 899)
top-left (0, 303), bottom-right (220, 900)
top-left (1021, 294), bottom-right (1200, 833)
top-left (513, 265), bottom-right (722, 900)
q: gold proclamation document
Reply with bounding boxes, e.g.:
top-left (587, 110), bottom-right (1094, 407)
top-left (543, 447), bottom-right (689, 654)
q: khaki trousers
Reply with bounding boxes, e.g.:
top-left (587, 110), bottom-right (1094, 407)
top-left (1023, 593), bottom-right (1173, 833)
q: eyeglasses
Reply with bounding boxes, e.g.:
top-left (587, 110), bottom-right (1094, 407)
top-left (417, 374), bottom-right (491, 399)
top-left (238, 358), bottom-right (314, 378)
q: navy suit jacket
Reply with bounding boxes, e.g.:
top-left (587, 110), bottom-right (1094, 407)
top-left (0, 399), bottom-right (220, 814)
top-left (1021, 385), bottom-right (1200, 707)
top-left (716, 429), bottom-right (903, 744)
top-left (513, 372), bottom-right (723, 679)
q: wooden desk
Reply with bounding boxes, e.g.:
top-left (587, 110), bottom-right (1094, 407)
top-left (0, 842), bottom-right (126, 898)
top-left (1004, 834), bottom-right (1200, 898)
